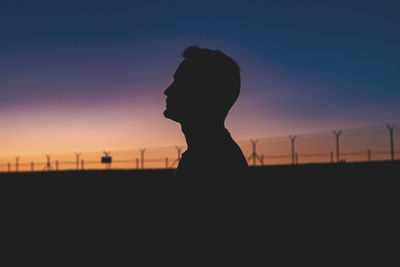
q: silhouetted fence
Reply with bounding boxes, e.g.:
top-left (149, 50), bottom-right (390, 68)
top-left (1, 124), bottom-right (399, 172)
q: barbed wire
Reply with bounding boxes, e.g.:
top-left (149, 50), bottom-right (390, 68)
top-left (1, 123), bottom-right (399, 172)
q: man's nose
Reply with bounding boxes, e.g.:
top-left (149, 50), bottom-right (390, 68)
top-left (164, 84), bottom-right (172, 96)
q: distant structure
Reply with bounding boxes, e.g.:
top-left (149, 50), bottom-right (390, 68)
top-left (101, 151), bottom-right (112, 169)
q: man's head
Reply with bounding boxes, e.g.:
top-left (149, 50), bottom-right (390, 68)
top-left (163, 46), bottom-right (241, 124)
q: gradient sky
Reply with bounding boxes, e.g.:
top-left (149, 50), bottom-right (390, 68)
top-left (1, 0), bottom-right (399, 157)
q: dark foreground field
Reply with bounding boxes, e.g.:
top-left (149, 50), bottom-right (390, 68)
top-left (1, 160), bottom-right (398, 199)
top-left (1, 161), bottom-right (399, 262)
top-left (1, 161), bottom-right (399, 216)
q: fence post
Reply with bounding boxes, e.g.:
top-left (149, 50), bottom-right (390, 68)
top-left (140, 149), bottom-right (145, 169)
top-left (387, 124), bottom-right (395, 161)
top-left (247, 139), bottom-right (260, 166)
top-left (368, 150), bottom-right (371, 162)
top-left (165, 157), bottom-right (169, 169)
top-left (44, 155), bottom-right (52, 171)
top-left (31, 161), bottom-right (34, 172)
top-left (75, 153), bottom-right (81, 170)
top-left (136, 158), bottom-right (139, 169)
top-left (56, 160), bottom-right (59, 171)
top-left (332, 131), bottom-right (342, 163)
top-left (15, 156), bottom-right (19, 172)
top-left (295, 153), bottom-right (299, 165)
top-left (7, 163), bottom-right (10, 173)
top-left (81, 160), bottom-right (84, 170)
top-left (289, 136), bottom-right (297, 165)
top-left (175, 146), bottom-right (183, 167)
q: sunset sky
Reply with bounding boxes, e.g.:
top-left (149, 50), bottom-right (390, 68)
top-left (1, 0), bottom-right (399, 161)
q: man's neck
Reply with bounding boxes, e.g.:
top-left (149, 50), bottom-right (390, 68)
top-left (181, 120), bottom-right (227, 150)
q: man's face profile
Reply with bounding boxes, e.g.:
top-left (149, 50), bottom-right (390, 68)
top-left (163, 60), bottom-right (201, 123)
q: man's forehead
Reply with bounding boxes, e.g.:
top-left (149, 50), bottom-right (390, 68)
top-left (173, 60), bottom-right (200, 79)
top-left (173, 60), bottom-right (188, 78)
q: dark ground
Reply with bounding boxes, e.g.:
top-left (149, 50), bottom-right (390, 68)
top-left (1, 161), bottom-right (398, 263)
top-left (1, 161), bottom-right (398, 204)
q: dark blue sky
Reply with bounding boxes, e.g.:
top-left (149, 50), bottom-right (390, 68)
top-left (1, 0), bottom-right (399, 153)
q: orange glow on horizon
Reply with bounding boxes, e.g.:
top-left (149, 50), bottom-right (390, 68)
top-left (1, 123), bottom-right (398, 172)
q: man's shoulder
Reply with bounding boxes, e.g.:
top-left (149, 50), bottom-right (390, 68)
top-left (220, 135), bottom-right (248, 168)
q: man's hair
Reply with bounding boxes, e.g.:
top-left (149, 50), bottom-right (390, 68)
top-left (182, 46), bottom-right (241, 118)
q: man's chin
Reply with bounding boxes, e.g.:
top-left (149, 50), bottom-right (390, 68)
top-left (163, 109), bottom-right (180, 122)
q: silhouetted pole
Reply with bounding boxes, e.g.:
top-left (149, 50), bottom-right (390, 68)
top-left (169, 146), bottom-right (183, 168)
top-left (15, 156), bottom-right (19, 172)
top-left (295, 153), bottom-right (299, 165)
top-left (330, 152), bottom-right (334, 163)
top-left (31, 161), bottom-right (34, 172)
top-left (289, 136), bottom-right (297, 165)
top-left (332, 131), bottom-right (342, 162)
top-left (7, 163), bottom-right (10, 172)
top-left (136, 158), bottom-right (139, 169)
top-left (368, 150), bottom-right (371, 162)
top-left (247, 139), bottom-right (262, 166)
top-left (103, 151), bottom-right (111, 169)
top-left (140, 149), bottom-right (145, 169)
top-left (176, 146), bottom-right (183, 161)
top-left (252, 140), bottom-right (257, 166)
top-left (81, 159), bottom-right (84, 170)
top-left (387, 124), bottom-right (395, 161)
top-left (44, 155), bottom-right (52, 171)
top-left (165, 157), bottom-right (169, 169)
top-left (75, 153), bottom-right (81, 170)
top-left (260, 155), bottom-right (264, 166)
top-left (56, 160), bottom-right (59, 171)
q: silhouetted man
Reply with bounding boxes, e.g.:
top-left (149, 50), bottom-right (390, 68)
top-left (164, 46), bottom-right (248, 201)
